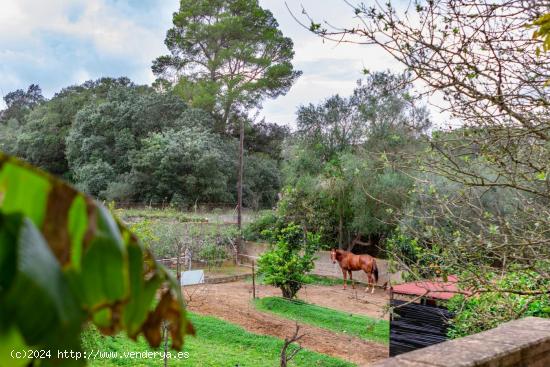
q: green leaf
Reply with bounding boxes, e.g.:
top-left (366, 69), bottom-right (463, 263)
top-left (0, 212), bottom-right (21, 295)
top-left (0, 153), bottom-right (193, 362)
top-left (2, 216), bottom-right (83, 347)
top-left (67, 195), bottom-right (87, 271)
top-left (535, 171), bottom-right (547, 181)
top-left (123, 243), bottom-right (162, 337)
top-left (79, 234), bottom-right (126, 309)
top-left (0, 162), bottom-right (51, 227)
top-left (0, 325), bottom-right (30, 367)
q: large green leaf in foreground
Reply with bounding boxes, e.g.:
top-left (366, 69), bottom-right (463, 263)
top-left (0, 153), bottom-right (194, 366)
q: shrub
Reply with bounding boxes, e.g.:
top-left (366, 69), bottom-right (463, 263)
top-left (257, 223), bottom-right (319, 299)
top-left (447, 269), bottom-right (550, 338)
top-left (385, 229), bottom-right (446, 280)
top-left (243, 211), bottom-right (280, 241)
top-left (198, 243), bottom-right (228, 269)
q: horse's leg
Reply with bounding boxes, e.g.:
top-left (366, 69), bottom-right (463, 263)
top-left (348, 270), bottom-right (355, 289)
top-left (368, 273), bottom-right (375, 294)
top-left (342, 269), bottom-right (348, 290)
top-left (365, 273), bottom-right (371, 293)
top-left (363, 269), bottom-right (372, 293)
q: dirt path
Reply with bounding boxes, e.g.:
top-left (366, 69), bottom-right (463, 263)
top-left (184, 280), bottom-right (389, 366)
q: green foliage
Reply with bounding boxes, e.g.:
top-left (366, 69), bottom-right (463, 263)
top-left (447, 271), bottom-right (550, 338)
top-left (0, 84), bottom-right (44, 125)
top-left (116, 207), bottom-right (208, 223)
top-left (121, 208), bottom-right (238, 261)
top-left (244, 121), bottom-right (290, 161)
top-left (532, 13), bottom-right (550, 56)
top-left (8, 78), bottom-right (136, 177)
top-left (257, 223), bottom-right (319, 299)
top-left (152, 0), bottom-right (301, 132)
top-left (243, 211), bottom-right (280, 241)
top-left (279, 71), bottom-right (428, 249)
top-left (73, 160), bottom-right (116, 197)
top-left (243, 153), bottom-right (281, 210)
top-left (128, 219), bottom-right (184, 260)
top-left (385, 229), bottom-right (446, 280)
top-left (198, 243), bottom-right (228, 269)
top-left (65, 86), bottom-right (188, 196)
top-left (1, 76), bottom-right (285, 209)
top-left (129, 219), bottom-right (160, 249)
top-left (82, 313), bottom-right (353, 367)
top-left (130, 126), bottom-right (234, 205)
top-left (255, 297), bottom-right (389, 344)
top-left (0, 154), bottom-right (193, 366)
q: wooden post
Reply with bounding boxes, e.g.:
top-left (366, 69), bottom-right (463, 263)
top-left (176, 241), bottom-right (182, 286)
top-left (237, 118), bottom-right (244, 255)
top-left (252, 260), bottom-right (256, 299)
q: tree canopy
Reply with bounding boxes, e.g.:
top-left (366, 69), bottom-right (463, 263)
top-left (0, 78), bottom-right (285, 209)
top-left (152, 0), bottom-right (301, 132)
top-left (278, 71), bottom-right (429, 249)
top-left (300, 0), bottom-right (550, 334)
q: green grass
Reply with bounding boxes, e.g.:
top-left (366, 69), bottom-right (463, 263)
top-left (83, 312), bottom-right (354, 367)
top-left (250, 274), bottom-right (346, 287)
top-left (303, 274), bottom-right (345, 286)
top-left (254, 297), bottom-right (389, 344)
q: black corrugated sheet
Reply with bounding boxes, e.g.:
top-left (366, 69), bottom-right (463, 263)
top-left (390, 299), bottom-right (454, 356)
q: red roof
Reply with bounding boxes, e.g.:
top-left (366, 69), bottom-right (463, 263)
top-left (391, 275), bottom-right (462, 300)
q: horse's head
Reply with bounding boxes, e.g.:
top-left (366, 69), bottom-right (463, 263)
top-left (330, 248), bottom-right (337, 264)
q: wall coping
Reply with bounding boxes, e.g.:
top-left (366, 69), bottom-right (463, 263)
top-left (374, 317), bottom-right (550, 367)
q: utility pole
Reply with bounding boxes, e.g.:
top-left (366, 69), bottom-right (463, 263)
top-left (237, 118), bottom-right (245, 257)
top-left (252, 260), bottom-right (256, 299)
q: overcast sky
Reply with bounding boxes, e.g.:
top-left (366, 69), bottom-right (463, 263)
top-left (0, 0), bottom-right (413, 126)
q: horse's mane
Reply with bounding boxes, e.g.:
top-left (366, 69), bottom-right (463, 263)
top-left (334, 248), bottom-right (346, 260)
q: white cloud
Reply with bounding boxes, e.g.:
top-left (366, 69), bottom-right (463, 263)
top-left (0, 0), bottom-right (449, 127)
top-left (0, 0), bottom-right (177, 108)
top-left (0, 0), bottom-right (168, 62)
top-left (257, 0), bottom-right (407, 126)
top-left (73, 68), bottom-right (91, 84)
top-left (257, 0), bottom-right (451, 127)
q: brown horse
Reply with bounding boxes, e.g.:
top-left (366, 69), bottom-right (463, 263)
top-left (330, 249), bottom-right (379, 293)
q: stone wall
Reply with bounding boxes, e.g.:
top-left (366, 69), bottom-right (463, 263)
top-left (373, 317), bottom-right (550, 367)
top-left (240, 241), bottom-right (402, 286)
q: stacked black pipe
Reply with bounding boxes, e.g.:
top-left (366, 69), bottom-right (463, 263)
top-left (389, 299), bottom-right (454, 356)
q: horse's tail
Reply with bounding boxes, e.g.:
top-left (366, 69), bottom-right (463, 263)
top-left (373, 260), bottom-right (379, 284)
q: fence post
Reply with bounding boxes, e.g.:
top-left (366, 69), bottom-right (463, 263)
top-left (252, 260), bottom-right (256, 299)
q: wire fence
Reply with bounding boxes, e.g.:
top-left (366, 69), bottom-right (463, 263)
top-left (160, 253), bottom-right (390, 312)
top-left (178, 260), bottom-right (390, 365)
top-left (165, 252), bottom-right (391, 365)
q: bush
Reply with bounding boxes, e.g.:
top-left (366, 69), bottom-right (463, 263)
top-left (385, 229), bottom-right (446, 280)
top-left (198, 243), bottom-right (228, 269)
top-left (73, 159), bottom-right (115, 197)
top-left (243, 211), bottom-right (280, 241)
top-left (257, 223), bottom-right (319, 299)
top-left (447, 269), bottom-right (550, 338)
